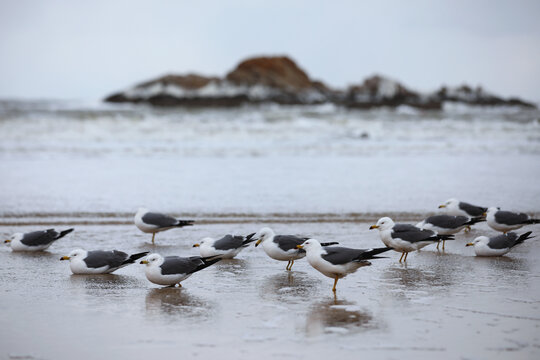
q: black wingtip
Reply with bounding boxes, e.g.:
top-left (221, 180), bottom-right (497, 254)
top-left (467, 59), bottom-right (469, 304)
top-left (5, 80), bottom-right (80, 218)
top-left (177, 220), bottom-right (195, 227)
top-left (320, 242), bottom-right (339, 246)
top-left (465, 216), bottom-right (486, 226)
top-left (437, 234), bottom-right (455, 241)
top-left (57, 228), bottom-right (75, 239)
top-left (359, 247), bottom-right (392, 260)
top-left (243, 233), bottom-right (257, 244)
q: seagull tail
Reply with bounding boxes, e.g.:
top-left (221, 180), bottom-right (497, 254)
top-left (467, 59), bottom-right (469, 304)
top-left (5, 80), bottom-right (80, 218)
top-left (192, 255), bottom-right (223, 273)
top-left (514, 231), bottom-right (534, 247)
top-left (56, 228), bottom-right (75, 240)
top-left (358, 247), bottom-right (392, 260)
top-left (524, 219), bottom-right (540, 224)
top-left (242, 233), bottom-right (257, 245)
top-left (176, 220), bottom-right (195, 227)
top-left (465, 216), bottom-right (486, 226)
top-left (436, 234), bottom-right (455, 241)
top-left (122, 251), bottom-right (150, 265)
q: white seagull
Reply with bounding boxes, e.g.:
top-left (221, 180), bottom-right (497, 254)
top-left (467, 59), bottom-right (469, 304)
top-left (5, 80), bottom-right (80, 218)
top-left (466, 231), bottom-right (533, 256)
top-left (251, 227), bottom-right (338, 271)
top-left (60, 249), bottom-right (149, 274)
top-left (134, 208), bottom-right (194, 244)
top-left (439, 198), bottom-right (487, 218)
top-left (416, 215), bottom-right (485, 249)
top-left (193, 233), bottom-right (256, 259)
top-left (370, 217), bottom-right (454, 262)
top-left (140, 253), bottom-right (222, 287)
top-left (486, 207), bottom-right (540, 233)
top-left (298, 239), bottom-right (391, 292)
top-left (4, 228), bottom-right (74, 252)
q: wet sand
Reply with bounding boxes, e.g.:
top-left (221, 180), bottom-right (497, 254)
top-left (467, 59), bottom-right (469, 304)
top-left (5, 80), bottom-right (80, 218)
top-left (1, 220), bottom-right (539, 360)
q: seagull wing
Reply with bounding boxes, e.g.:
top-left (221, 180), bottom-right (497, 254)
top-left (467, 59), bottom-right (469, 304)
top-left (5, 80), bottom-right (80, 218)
top-left (84, 250), bottom-right (129, 269)
top-left (459, 202), bottom-right (487, 216)
top-left (20, 230), bottom-right (57, 246)
top-left (273, 235), bottom-right (306, 252)
top-left (213, 235), bottom-right (245, 250)
top-left (141, 212), bottom-right (180, 228)
top-left (392, 224), bottom-right (437, 243)
top-left (494, 211), bottom-right (530, 225)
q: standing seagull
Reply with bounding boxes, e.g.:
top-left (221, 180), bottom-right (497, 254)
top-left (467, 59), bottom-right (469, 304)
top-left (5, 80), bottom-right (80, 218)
top-left (134, 208), bottom-right (194, 244)
top-left (4, 228), bottom-right (74, 252)
top-left (486, 207), bottom-right (540, 233)
top-left (60, 249), bottom-right (149, 274)
top-left (416, 215), bottom-right (485, 249)
top-left (297, 239), bottom-right (391, 292)
top-left (370, 217), bottom-right (454, 262)
top-left (466, 231), bottom-right (533, 256)
top-left (251, 227), bottom-right (338, 271)
top-left (140, 253), bottom-right (221, 287)
top-left (193, 233), bottom-right (256, 259)
top-left (439, 198), bottom-right (487, 218)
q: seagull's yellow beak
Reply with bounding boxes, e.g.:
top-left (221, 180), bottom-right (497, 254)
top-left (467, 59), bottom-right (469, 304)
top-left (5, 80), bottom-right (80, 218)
top-left (4, 239), bottom-right (11, 243)
top-left (369, 225), bottom-right (379, 230)
top-left (438, 204), bottom-right (446, 208)
top-left (193, 243), bottom-right (200, 248)
top-left (255, 239), bottom-right (262, 247)
top-left (465, 243), bottom-right (474, 247)
top-left (140, 260), bottom-right (149, 264)
top-left (60, 256), bottom-right (70, 261)
top-left (296, 244), bottom-right (303, 249)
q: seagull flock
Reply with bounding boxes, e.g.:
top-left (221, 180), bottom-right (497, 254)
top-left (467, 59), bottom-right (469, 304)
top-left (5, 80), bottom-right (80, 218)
top-left (4, 201), bottom-right (538, 292)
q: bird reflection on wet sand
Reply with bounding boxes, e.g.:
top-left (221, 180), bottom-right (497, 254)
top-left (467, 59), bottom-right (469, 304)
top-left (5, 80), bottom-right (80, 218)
top-left (259, 271), bottom-right (319, 303)
top-left (145, 288), bottom-right (213, 318)
top-left (306, 298), bottom-right (377, 336)
top-left (69, 274), bottom-right (139, 290)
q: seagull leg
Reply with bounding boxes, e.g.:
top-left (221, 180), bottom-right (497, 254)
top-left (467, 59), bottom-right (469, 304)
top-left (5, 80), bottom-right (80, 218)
top-left (399, 252), bottom-right (405, 262)
top-left (442, 240), bottom-right (446, 250)
top-left (436, 241), bottom-right (440, 250)
top-left (465, 225), bottom-right (471, 233)
top-left (286, 260), bottom-right (291, 271)
top-left (151, 233), bottom-right (155, 245)
top-left (332, 277), bottom-right (339, 292)
top-left (404, 252), bottom-right (409, 262)
top-left (289, 260), bottom-right (295, 270)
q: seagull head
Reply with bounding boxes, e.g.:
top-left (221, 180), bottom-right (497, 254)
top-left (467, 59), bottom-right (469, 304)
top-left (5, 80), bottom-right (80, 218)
top-left (439, 198), bottom-right (459, 211)
top-left (466, 236), bottom-right (489, 247)
top-left (370, 217), bottom-right (394, 231)
top-left (253, 227), bottom-right (274, 247)
top-left (4, 233), bottom-right (22, 245)
top-left (140, 253), bottom-right (163, 266)
top-left (193, 237), bottom-right (213, 248)
top-left (60, 248), bottom-right (86, 261)
top-left (486, 207), bottom-right (499, 216)
top-left (297, 239), bottom-right (322, 251)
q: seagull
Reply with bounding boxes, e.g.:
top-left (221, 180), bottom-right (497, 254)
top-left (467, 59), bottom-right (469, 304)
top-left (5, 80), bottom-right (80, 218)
top-left (466, 231), bottom-right (533, 256)
top-left (370, 217), bottom-right (454, 262)
top-left (134, 208), bottom-right (194, 244)
top-left (4, 228), bottom-right (74, 252)
top-left (486, 207), bottom-right (540, 233)
top-left (297, 239), bottom-right (391, 292)
top-left (60, 249), bottom-right (149, 274)
top-left (416, 215), bottom-right (485, 249)
top-left (140, 253), bottom-right (222, 287)
top-left (192, 233), bottom-right (256, 259)
top-left (251, 227), bottom-right (338, 271)
top-left (439, 198), bottom-right (487, 218)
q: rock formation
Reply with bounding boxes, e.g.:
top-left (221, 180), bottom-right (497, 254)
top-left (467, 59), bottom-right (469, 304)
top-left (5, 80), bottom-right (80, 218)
top-left (104, 56), bottom-right (536, 109)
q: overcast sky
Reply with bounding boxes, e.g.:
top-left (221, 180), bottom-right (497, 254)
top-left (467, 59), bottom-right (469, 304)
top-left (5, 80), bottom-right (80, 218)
top-left (1, 0), bottom-right (539, 101)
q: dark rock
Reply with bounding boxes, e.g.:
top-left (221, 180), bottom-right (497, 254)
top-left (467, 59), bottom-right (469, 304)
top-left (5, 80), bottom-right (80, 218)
top-left (344, 75), bottom-right (442, 110)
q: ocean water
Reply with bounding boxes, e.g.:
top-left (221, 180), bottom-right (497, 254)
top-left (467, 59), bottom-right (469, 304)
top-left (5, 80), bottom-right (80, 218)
top-left (0, 100), bottom-right (539, 216)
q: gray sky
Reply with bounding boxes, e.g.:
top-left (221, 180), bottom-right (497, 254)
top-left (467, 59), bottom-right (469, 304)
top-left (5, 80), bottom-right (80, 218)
top-left (1, 0), bottom-right (539, 101)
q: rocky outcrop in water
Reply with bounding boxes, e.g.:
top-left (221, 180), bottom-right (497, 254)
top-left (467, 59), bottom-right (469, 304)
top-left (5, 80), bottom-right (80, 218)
top-left (104, 56), bottom-right (536, 109)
